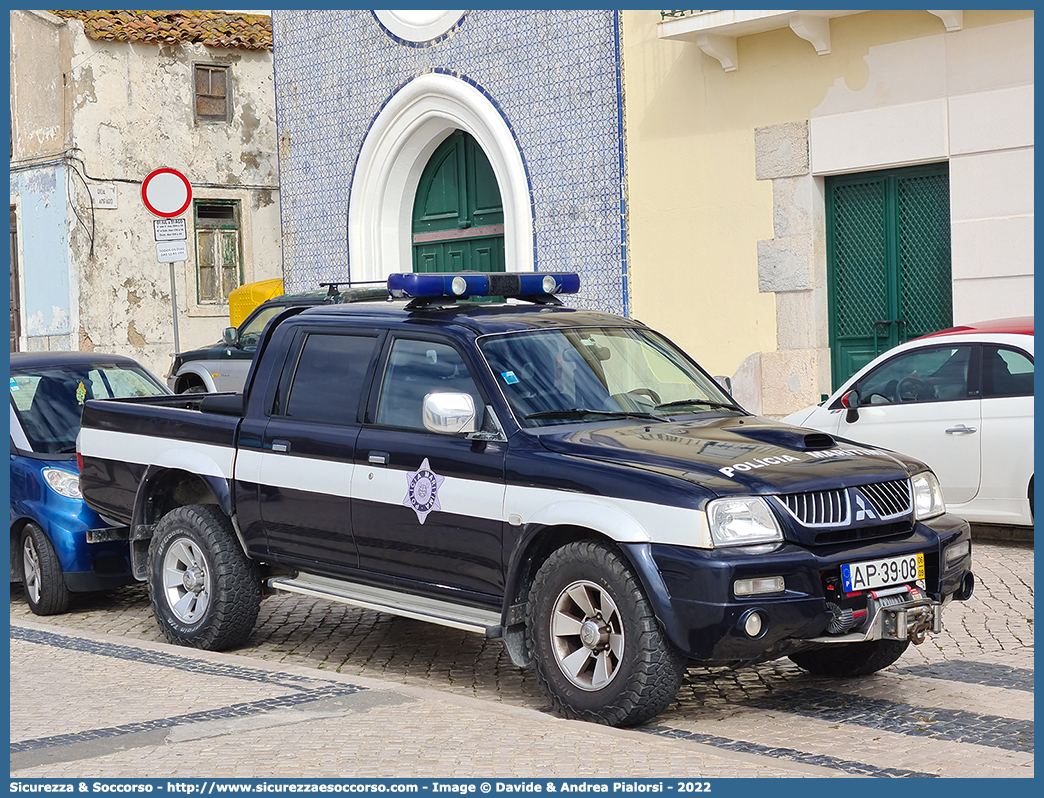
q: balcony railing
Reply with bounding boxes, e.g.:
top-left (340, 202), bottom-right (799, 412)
top-left (660, 11), bottom-right (708, 21)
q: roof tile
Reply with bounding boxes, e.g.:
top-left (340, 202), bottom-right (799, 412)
top-left (50, 10), bottom-right (273, 51)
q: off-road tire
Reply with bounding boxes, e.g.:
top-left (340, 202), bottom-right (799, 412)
top-left (20, 522), bottom-right (71, 616)
top-left (148, 505), bottom-right (261, 650)
top-left (789, 639), bottom-right (911, 677)
top-left (526, 539), bottom-right (686, 726)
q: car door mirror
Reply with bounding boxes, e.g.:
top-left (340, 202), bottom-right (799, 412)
top-left (714, 375), bottom-right (732, 393)
top-left (222, 327), bottom-right (239, 347)
top-left (841, 389), bottom-right (860, 423)
top-left (422, 391), bottom-right (478, 435)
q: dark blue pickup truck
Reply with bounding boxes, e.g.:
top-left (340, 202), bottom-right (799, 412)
top-left (77, 272), bottom-right (974, 726)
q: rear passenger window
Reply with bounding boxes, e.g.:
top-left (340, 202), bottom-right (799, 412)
top-left (284, 334), bottom-right (377, 424)
top-left (376, 339), bottom-right (483, 430)
top-left (982, 346), bottom-right (1034, 398)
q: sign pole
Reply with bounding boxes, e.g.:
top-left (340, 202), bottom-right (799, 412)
top-left (168, 262), bottom-right (180, 352)
top-left (142, 168), bottom-right (192, 354)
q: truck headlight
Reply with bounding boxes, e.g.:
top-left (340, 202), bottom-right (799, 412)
top-left (706, 497), bottom-right (782, 547)
top-left (43, 468), bottom-right (82, 499)
top-left (911, 471), bottom-right (946, 520)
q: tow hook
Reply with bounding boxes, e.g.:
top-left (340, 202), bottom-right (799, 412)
top-left (876, 593), bottom-right (943, 644)
top-left (809, 587), bottom-right (943, 645)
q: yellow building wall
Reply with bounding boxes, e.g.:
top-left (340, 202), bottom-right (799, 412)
top-left (621, 10), bottom-right (1033, 415)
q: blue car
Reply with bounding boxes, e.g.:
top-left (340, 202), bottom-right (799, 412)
top-left (9, 351), bottom-right (170, 614)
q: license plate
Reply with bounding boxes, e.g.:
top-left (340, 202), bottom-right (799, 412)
top-left (841, 552), bottom-right (925, 592)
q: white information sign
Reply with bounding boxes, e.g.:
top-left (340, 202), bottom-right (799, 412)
top-left (154, 218), bottom-right (187, 241)
top-left (92, 184), bottom-right (118, 209)
top-left (156, 240), bottom-right (189, 263)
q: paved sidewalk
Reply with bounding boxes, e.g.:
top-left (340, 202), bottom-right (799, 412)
top-left (10, 622), bottom-right (836, 779)
top-left (9, 541), bottom-right (1033, 779)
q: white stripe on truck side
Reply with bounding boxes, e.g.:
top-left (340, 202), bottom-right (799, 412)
top-left (81, 428), bottom-right (712, 548)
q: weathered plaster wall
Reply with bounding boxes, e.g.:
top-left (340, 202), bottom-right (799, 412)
top-left (63, 21), bottom-right (282, 375)
top-left (9, 10), bottom-right (281, 377)
top-left (9, 10), bottom-right (68, 159)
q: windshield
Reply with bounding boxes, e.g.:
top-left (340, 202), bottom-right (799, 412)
top-left (238, 305), bottom-right (287, 350)
top-left (10, 362), bottom-right (168, 454)
top-left (479, 326), bottom-right (742, 427)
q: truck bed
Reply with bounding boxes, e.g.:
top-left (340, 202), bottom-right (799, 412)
top-left (78, 393), bottom-right (243, 524)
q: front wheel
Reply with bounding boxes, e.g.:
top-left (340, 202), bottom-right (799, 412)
top-left (148, 505), bottom-right (261, 650)
top-left (789, 639), bottom-right (911, 677)
top-left (20, 523), bottom-right (71, 615)
top-left (526, 539), bottom-right (686, 726)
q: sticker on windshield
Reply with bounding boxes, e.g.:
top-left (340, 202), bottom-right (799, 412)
top-left (10, 378), bottom-right (19, 391)
top-left (403, 457), bottom-right (445, 525)
top-left (501, 371), bottom-right (519, 385)
top-left (76, 382), bottom-right (87, 405)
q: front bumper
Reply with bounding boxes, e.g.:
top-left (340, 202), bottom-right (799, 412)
top-left (624, 512), bottom-right (972, 662)
top-left (14, 504), bottom-right (134, 593)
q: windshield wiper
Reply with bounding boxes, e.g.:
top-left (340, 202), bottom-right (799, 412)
top-left (654, 398), bottom-right (744, 413)
top-left (525, 408), bottom-right (665, 422)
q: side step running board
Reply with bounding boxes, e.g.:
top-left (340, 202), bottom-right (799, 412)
top-left (268, 573), bottom-right (502, 635)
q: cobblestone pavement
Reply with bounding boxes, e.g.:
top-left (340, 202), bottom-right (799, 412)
top-left (9, 541), bottom-right (1033, 779)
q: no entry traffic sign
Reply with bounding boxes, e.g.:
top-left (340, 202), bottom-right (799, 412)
top-left (141, 167), bottom-right (192, 218)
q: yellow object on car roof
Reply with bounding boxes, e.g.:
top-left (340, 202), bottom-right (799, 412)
top-left (228, 278), bottom-right (283, 327)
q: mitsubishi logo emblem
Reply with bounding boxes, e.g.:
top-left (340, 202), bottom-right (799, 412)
top-left (854, 492), bottom-right (877, 521)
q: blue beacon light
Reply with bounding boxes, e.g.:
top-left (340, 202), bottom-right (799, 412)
top-left (387, 272), bottom-right (580, 300)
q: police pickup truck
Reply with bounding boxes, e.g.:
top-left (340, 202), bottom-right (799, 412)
top-left (77, 272), bottom-right (975, 727)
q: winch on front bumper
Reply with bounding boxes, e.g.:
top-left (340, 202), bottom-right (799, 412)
top-left (807, 583), bottom-right (943, 645)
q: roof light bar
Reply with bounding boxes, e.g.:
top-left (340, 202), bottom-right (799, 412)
top-left (387, 272), bottom-right (580, 300)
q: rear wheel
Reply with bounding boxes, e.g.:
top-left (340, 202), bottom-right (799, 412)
top-left (148, 505), bottom-right (260, 650)
top-left (526, 539), bottom-right (686, 726)
top-left (789, 639), bottom-right (910, 677)
top-left (20, 523), bottom-right (71, 616)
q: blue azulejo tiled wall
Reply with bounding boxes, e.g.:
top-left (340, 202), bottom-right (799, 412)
top-left (272, 9), bottom-right (627, 314)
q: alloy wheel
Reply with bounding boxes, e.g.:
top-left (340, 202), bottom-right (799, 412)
top-left (549, 579), bottom-right (625, 691)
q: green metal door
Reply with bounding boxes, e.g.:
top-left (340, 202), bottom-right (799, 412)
top-left (827, 164), bottom-right (952, 389)
top-left (412, 130), bottom-right (505, 273)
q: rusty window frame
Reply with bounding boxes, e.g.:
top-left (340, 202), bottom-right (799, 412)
top-left (194, 200), bottom-right (242, 304)
top-left (194, 64), bottom-right (231, 123)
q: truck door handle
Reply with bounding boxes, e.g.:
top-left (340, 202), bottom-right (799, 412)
top-left (271, 439), bottom-right (291, 453)
top-left (945, 425), bottom-right (977, 435)
top-left (368, 451), bottom-right (389, 466)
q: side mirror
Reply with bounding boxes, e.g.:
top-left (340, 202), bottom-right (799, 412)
top-left (714, 375), bottom-right (733, 394)
top-left (222, 327), bottom-right (239, 347)
top-left (422, 392), bottom-right (478, 435)
top-left (841, 389), bottom-right (860, 423)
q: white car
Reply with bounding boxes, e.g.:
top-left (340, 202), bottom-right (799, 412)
top-left (784, 318), bottom-right (1034, 528)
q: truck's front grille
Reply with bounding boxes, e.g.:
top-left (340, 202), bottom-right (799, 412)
top-left (779, 488), bottom-right (849, 527)
top-left (777, 479), bottom-right (912, 529)
top-left (857, 479), bottom-right (914, 519)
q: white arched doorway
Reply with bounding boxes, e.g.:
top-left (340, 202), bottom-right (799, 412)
top-left (348, 72), bottom-right (534, 282)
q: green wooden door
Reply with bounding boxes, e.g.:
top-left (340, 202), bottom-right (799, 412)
top-left (412, 131), bottom-right (505, 273)
top-left (827, 164), bottom-right (952, 389)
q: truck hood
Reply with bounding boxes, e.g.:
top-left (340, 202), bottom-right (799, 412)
top-left (536, 416), bottom-right (916, 496)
